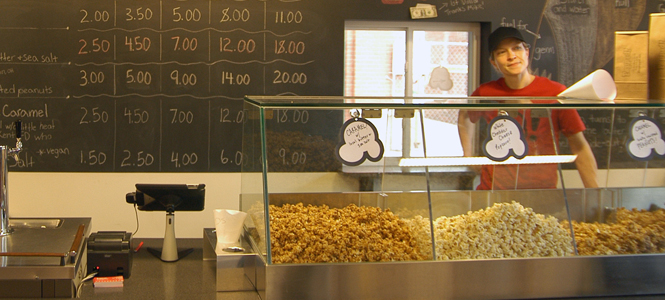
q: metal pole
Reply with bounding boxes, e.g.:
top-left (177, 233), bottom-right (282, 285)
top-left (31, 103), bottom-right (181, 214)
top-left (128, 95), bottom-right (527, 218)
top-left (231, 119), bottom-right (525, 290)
top-left (0, 146), bottom-right (10, 236)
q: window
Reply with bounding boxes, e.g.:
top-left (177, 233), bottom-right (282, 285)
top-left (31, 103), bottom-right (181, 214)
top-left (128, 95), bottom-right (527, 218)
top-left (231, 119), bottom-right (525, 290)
top-left (344, 21), bottom-right (480, 159)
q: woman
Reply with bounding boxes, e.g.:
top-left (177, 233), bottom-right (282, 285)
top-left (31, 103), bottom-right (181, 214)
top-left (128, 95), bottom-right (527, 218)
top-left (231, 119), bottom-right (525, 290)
top-left (458, 27), bottom-right (598, 190)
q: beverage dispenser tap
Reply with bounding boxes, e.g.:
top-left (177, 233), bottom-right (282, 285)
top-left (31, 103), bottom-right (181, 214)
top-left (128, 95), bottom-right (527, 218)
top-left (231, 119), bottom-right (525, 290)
top-left (0, 120), bottom-right (23, 236)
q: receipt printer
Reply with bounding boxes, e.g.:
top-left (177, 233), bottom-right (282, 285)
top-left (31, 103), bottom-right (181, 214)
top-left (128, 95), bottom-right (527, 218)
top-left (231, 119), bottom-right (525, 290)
top-left (87, 231), bottom-right (133, 278)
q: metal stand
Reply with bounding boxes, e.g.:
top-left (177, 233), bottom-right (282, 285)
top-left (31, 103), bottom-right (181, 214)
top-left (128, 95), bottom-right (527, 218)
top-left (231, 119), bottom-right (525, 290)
top-left (147, 212), bottom-right (193, 262)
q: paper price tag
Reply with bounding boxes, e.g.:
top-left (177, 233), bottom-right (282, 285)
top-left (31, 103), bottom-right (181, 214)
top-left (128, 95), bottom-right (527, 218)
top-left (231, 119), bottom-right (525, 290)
top-left (626, 115), bottom-right (665, 161)
top-left (335, 117), bottom-right (384, 166)
top-left (482, 115), bottom-right (528, 161)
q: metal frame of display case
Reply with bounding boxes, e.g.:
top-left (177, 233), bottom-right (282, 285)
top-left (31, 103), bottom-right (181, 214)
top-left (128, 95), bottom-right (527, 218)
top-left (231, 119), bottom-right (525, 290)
top-left (216, 188), bottom-right (665, 300)
top-left (238, 96), bottom-right (665, 299)
top-left (254, 248), bottom-right (665, 300)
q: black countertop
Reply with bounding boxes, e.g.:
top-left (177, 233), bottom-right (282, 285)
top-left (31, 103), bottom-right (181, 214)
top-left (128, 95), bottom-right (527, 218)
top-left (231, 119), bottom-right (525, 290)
top-left (77, 238), bottom-right (259, 300)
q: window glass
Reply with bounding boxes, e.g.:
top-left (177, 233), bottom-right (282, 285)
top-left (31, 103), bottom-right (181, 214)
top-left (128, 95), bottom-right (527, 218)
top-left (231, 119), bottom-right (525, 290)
top-left (345, 22), bottom-right (479, 158)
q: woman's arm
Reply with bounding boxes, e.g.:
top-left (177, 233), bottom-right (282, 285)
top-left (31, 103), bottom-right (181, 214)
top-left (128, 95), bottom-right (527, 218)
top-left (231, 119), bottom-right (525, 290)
top-left (566, 131), bottom-right (599, 188)
top-left (457, 110), bottom-right (476, 157)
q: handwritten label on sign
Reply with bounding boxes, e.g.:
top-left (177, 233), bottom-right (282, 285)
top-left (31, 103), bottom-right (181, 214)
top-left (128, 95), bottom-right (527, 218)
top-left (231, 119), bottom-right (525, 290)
top-left (335, 118), bottom-right (384, 166)
top-left (626, 116), bottom-right (665, 161)
top-left (483, 115), bottom-right (528, 161)
top-left (439, 0), bottom-right (485, 16)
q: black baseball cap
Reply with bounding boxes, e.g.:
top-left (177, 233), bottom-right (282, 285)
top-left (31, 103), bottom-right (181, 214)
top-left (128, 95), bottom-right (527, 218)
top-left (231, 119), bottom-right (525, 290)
top-left (488, 27), bottom-right (525, 54)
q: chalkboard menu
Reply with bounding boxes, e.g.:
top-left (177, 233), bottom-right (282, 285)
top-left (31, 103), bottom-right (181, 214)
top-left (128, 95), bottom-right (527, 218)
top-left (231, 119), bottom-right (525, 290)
top-left (0, 0), bottom-right (661, 172)
top-left (0, 0), bottom-right (338, 172)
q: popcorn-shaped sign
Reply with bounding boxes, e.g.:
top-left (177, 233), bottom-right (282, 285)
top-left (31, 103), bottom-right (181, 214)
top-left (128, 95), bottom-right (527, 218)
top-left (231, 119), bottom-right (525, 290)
top-left (335, 117), bottom-right (384, 166)
top-left (626, 115), bottom-right (665, 161)
top-left (483, 115), bottom-right (528, 161)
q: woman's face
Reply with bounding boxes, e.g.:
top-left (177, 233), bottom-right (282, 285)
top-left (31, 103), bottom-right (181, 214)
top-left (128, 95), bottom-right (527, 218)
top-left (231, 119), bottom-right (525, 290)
top-left (490, 38), bottom-right (530, 77)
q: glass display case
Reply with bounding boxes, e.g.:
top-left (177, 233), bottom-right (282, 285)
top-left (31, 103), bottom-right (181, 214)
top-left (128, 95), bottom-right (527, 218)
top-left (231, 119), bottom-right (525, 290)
top-left (238, 96), bottom-right (665, 300)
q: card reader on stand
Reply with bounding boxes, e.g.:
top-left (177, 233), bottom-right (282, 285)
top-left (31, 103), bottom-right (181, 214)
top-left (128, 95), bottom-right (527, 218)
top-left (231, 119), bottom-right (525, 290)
top-left (87, 231), bottom-right (133, 278)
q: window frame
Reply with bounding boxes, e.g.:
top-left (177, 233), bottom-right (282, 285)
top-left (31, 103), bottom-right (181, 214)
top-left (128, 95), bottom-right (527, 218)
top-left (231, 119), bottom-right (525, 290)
top-left (343, 21), bottom-right (481, 172)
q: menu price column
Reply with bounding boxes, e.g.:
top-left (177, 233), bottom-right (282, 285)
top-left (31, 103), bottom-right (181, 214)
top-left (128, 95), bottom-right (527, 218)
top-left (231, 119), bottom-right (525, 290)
top-left (114, 1), bottom-right (162, 96)
top-left (207, 0), bottom-right (266, 172)
top-left (67, 2), bottom-right (117, 171)
top-left (209, 99), bottom-right (245, 172)
top-left (75, 100), bottom-right (116, 171)
top-left (114, 99), bottom-right (160, 171)
top-left (161, 98), bottom-right (209, 172)
top-left (264, 2), bottom-right (317, 96)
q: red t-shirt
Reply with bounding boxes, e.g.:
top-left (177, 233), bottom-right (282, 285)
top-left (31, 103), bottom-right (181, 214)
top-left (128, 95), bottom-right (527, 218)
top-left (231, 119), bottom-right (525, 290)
top-left (469, 76), bottom-right (586, 190)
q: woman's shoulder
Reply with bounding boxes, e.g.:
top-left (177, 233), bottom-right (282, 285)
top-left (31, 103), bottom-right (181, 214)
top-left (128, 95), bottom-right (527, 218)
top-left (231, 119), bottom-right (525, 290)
top-left (472, 78), bottom-right (506, 96)
top-left (532, 76), bottom-right (566, 92)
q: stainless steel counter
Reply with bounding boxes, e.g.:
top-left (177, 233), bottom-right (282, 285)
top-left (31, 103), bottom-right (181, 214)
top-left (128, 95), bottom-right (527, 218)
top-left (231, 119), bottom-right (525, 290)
top-left (1, 218), bottom-right (88, 270)
top-left (0, 217), bottom-right (90, 298)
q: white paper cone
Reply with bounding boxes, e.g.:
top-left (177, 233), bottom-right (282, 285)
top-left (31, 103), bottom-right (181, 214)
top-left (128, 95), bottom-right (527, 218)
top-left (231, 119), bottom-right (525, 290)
top-left (214, 209), bottom-right (247, 245)
top-left (558, 69), bottom-right (617, 101)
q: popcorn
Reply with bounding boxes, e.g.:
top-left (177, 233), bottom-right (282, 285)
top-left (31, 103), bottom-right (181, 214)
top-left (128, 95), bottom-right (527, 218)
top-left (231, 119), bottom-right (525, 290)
top-left (256, 199), bottom-right (665, 263)
top-left (405, 201), bottom-right (574, 260)
top-left (269, 203), bottom-right (427, 264)
top-left (563, 208), bottom-right (665, 255)
top-left (268, 201), bottom-right (574, 263)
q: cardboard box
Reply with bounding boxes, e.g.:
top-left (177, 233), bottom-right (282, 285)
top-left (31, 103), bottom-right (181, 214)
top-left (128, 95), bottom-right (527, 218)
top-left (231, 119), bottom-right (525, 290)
top-left (649, 13), bottom-right (665, 100)
top-left (615, 31), bottom-right (648, 101)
